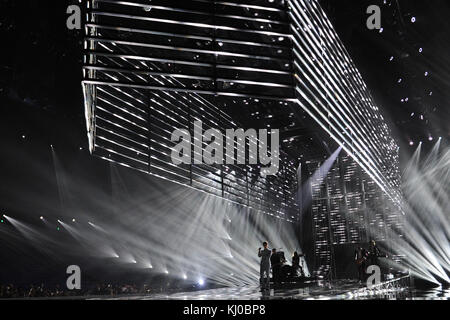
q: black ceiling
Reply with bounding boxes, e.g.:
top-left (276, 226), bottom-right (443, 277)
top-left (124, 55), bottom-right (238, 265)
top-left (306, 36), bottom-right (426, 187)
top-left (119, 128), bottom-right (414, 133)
top-left (320, 0), bottom-right (450, 153)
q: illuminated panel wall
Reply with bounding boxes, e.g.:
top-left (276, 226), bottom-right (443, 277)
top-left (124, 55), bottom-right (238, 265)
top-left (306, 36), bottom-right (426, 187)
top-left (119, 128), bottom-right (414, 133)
top-left (287, 0), bottom-right (402, 208)
top-left (306, 154), bottom-right (404, 276)
top-left (82, 0), bottom-right (402, 223)
top-left (82, 0), bottom-right (300, 222)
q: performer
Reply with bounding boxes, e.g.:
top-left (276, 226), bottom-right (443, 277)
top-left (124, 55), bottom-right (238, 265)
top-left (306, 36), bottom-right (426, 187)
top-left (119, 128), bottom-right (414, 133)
top-left (292, 251), bottom-right (300, 276)
top-left (299, 253), bottom-right (306, 277)
top-left (270, 248), bottom-right (282, 284)
top-left (368, 240), bottom-right (387, 266)
top-left (354, 246), bottom-right (368, 283)
top-left (258, 241), bottom-right (271, 290)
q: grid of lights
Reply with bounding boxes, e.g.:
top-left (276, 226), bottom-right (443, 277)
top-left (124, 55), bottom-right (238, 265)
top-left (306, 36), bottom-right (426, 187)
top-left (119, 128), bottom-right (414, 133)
top-left (82, 0), bottom-right (402, 222)
top-left (82, 0), bottom-right (301, 222)
top-left (307, 155), bottom-right (404, 276)
top-left (287, 0), bottom-right (402, 208)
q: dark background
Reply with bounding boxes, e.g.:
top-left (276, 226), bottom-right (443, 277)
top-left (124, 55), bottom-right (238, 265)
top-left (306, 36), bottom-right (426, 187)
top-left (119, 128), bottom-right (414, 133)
top-left (320, 0), bottom-right (450, 151)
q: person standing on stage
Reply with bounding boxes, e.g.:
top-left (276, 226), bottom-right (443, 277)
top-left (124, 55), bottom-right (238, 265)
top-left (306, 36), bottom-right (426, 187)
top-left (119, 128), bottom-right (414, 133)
top-left (368, 240), bottom-right (386, 266)
top-left (270, 248), bottom-right (282, 284)
top-left (354, 246), bottom-right (368, 283)
top-left (292, 251), bottom-right (300, 276)
top-left (258, 241), bottom-right (271, 289)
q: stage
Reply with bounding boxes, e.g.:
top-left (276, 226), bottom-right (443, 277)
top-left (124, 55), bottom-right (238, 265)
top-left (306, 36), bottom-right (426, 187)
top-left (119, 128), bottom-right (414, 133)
top-left (100, 280), bottom-right (364, 300)
top-left (84, 277), bottom-right (448, 301)
top-left (3, 277), bottom-right (448, 300)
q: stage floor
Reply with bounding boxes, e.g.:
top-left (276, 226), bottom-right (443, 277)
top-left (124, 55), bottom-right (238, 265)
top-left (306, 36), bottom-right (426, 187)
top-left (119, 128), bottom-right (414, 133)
top-left (90, 279), bottom-right (447, 300)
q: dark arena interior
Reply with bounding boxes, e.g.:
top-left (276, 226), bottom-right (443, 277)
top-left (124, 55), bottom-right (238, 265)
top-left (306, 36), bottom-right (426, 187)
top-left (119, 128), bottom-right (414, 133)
top-left (0, 0), bottom-right (449, 306)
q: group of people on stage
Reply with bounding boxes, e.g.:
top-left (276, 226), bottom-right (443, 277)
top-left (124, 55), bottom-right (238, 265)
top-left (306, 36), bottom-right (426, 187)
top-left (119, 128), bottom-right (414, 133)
top-left (354, 240), bottom-right (387, 283)
top-left (258, 239), bottom-right (386, 288)
top-left (258, 241), bottom-right (304, 289)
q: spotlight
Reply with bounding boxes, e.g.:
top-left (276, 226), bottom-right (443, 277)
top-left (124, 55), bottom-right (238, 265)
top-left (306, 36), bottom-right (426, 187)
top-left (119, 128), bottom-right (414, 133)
top-left (428, 136), bottom-right (433, 141)
top-left (40, 216), bottom-right (44, 220)
top-left (198, 278), bottom-right (204, 286)
top-left (409, 141), bottom-right (414, 146)
top-left (183, 274), bottom-right (187, 280)
top-left (148, 264), bottom-right (153, 269)
top-left (72, 218), bottom-right (76, 222)
top-left (164, 270), bottom-right (169, 274)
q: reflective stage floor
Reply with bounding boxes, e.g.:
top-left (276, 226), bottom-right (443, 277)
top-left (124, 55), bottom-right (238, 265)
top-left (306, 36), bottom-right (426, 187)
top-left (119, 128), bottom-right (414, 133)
top-left (91, 279), bottom-right (450, 300)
